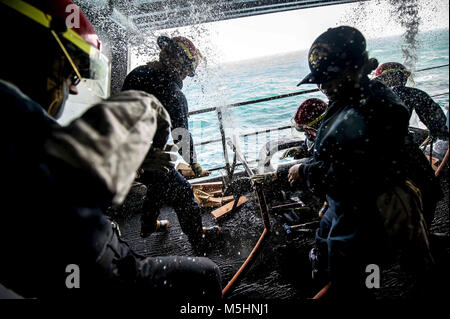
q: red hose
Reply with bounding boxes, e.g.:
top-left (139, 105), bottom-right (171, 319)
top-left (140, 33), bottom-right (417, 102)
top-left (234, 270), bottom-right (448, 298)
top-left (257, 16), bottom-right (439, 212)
top-left (222, 228), bottom-right (269, 297)
top-left (312, 282), bottom-right (331, 299)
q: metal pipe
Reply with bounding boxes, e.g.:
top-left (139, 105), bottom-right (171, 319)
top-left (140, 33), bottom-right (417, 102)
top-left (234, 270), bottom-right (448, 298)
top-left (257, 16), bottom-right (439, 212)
top-left (416, 63), bottom-right (449, 72)
top-left (208, 159), bottom-right (259, 172)
top-left (217, 109), bottom-right (231, 177)
top-left (195, 125), bottom-right (291, 147)
top-left (188, 64), bottom-right (449, 117)
top-left (189, 88), bottom-right (320, 116)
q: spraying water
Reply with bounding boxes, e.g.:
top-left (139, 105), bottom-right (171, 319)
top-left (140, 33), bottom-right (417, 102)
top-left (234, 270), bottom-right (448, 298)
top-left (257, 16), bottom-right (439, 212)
top-left (387, 0), bottom-right (421, 70)
top-left (341, 0), bottom-right (426, 71)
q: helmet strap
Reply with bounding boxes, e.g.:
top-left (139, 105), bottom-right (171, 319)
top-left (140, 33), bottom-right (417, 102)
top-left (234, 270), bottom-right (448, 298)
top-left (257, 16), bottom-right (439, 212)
top-left (46, 55), bottom-right (68, 118)
top-left (51, 30), bottom-right (83, 83)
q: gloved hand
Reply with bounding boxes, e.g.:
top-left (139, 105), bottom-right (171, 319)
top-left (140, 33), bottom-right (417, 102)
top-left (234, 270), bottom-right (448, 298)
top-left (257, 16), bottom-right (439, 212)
top-left (250, 172), bottom-right (278, 186)
top-left (141, 147), bottom-right (176, 173)
top-left (280, 147), bottom-right (303, 160)
top-left (191, 162), bottom-right (211, 177)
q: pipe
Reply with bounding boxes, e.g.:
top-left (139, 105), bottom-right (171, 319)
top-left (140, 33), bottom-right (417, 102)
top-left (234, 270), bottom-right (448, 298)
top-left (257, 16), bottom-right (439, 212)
top-left (217, 109), bottom-right (231, 178)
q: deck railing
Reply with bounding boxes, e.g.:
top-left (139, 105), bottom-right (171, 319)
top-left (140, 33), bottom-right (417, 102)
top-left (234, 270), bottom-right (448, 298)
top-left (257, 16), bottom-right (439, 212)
top-left (188, 64), bottom-right (450, 174)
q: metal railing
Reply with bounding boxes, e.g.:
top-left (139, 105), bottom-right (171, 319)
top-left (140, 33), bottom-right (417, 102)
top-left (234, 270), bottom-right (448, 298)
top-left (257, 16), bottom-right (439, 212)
top-left (189, 64), bottom-right (450, 173)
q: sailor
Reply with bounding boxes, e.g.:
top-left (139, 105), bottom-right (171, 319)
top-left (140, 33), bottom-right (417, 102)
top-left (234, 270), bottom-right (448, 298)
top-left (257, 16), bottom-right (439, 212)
top-left (373, 62), bottom-right (449, 141)
top-left (251, 98), bottom-right (328, 187)
top-left (373, 61), bottom-right (445, 227)
top-left (0, 0), bottom-right (222, 300)
top-left (122, 35), bottom-right (210, 177)
top-left (121, 39), bottom-right (221, 246)
top-left (280, 98), bottom-right (328, 160)
top-left (289, 26), bottom-right (436, 299)
top-left (135, 134), bottom-right (222, 250)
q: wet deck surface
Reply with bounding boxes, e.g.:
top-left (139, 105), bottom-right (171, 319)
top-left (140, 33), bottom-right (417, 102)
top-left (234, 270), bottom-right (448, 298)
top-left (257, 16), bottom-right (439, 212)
top-left (107, 164), bottom-right (449, 301)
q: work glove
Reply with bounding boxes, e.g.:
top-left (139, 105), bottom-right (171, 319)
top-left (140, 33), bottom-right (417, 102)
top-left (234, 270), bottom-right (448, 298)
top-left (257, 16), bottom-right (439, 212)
top-left (280, 147), bottom-right (304, 160)
top-left (250, 172), bottom-right (278, 186)
top-left (191, 162), bottom-right (211, 177)
top-left (141, 145), bottom-right (177, 173)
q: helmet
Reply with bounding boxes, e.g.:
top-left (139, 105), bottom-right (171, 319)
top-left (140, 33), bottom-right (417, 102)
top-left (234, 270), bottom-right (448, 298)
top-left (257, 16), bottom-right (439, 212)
top-left (374, 62), bottom-right (408, 77)
top-left (291, 98), bottom-right (328, 139)
top-left (157, 35), bottom-right (202, 77)
top-left (33, 0), bottom-right (101, 50)
top-left (293, 98), bottom-right (328, 129)
top-left (373, 62), bottom-right (411, 87)
top-left (298, 26), bottom-right (367, 86)
top-left (1, 0), bottom-right (110, 117)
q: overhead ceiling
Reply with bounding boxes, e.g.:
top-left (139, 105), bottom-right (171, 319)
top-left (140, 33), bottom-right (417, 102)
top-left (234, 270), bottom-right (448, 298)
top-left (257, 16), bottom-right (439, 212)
top-left (76, 0), bottom-right (368, 33)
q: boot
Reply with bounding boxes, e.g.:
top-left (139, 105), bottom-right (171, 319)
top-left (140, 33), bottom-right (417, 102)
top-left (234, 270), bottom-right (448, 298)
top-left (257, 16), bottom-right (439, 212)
top-left (189, 226), bottom-right (222, 255)
top-left (202, 226), bottom-right (221, 239)
top-left (140, 219), bottom-right (170, 238)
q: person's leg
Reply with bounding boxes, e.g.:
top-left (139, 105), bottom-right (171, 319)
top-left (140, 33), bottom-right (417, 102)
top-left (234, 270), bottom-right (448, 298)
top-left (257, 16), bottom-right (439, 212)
top-left (140, 170), bottom-right (169, 236)
top-left (135, 255), bottom-right (222, 301)
top-left (165, 168), bottom-right (204, 243)
top-left (321, 198), bottom-right (375, 300)
top-left (312, 201), bottom-right (334, 285)
top-left (102, 227), bottom-right (223, 301)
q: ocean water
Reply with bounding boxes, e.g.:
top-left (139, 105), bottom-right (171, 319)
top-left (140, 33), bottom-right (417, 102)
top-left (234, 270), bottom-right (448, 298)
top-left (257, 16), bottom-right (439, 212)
top-left (182, 29), bottom-right (449, 174)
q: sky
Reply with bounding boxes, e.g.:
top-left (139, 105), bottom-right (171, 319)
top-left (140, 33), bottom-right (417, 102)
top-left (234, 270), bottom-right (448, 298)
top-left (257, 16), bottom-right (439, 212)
top-left (131, 0), bottom-right (449, 67)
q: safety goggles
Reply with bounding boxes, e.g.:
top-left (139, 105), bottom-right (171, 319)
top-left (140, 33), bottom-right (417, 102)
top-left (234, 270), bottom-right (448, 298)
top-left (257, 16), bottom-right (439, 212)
top-left (2, 0), bottom-right (111, 99)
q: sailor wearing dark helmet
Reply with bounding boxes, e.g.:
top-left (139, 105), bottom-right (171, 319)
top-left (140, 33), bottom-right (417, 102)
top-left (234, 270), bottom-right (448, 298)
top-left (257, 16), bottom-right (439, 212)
top-left (373, 62), bottom-right (449, 141)
top-left (280, 98), bottom-right (328, 160)
top-left (122, 36), bottom-right (221, 246)
top-left (0, 0), bottom-right (222, 300)
top-left (251, 98), bottom-right (328, 187)
top-left (373, 62), bottom-right (446, 228)
top-left (122, 35), bottom-right (210, 177)
top-left (288, 26), bottom-right (435, 300)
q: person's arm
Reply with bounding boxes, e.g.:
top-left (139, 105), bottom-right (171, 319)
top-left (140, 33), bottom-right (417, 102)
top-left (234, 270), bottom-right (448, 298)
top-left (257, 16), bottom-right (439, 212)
top-left (45, 90), bottom-right (171, 205)
top-left (401, 87), bottom-right (448, 140)
top-left (169, 90), bottom-right (197, 165)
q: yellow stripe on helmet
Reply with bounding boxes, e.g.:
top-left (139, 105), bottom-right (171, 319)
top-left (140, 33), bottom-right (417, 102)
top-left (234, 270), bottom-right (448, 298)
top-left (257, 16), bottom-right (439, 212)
top-left (381, 67), bottom-right (411, 77)
top-left (306, 111), bottom-right (326, 128)
top-left (177, 41), bottom-right (194, 60)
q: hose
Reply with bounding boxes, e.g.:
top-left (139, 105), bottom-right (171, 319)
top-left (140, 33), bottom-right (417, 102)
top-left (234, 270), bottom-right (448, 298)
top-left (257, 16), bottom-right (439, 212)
top-left (312, 282), bottom-right (331, 299)
top-left (222, 228), bottom-right (269, 297)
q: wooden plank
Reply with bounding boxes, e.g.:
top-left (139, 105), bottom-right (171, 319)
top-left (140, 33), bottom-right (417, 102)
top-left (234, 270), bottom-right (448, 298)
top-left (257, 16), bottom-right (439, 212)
top-left (210, 190), bottom-right (224, 197)
top-left (211, 196), bottom-right (248, 220)
top-left (191, 182), bottom-right (223, 192)
top-left (194, 189), bottom-right (234, 208)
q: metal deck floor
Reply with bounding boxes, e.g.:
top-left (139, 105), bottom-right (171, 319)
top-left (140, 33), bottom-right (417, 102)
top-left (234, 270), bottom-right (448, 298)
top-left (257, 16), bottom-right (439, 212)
top-left (107, 170), bottom-right (449, 300)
